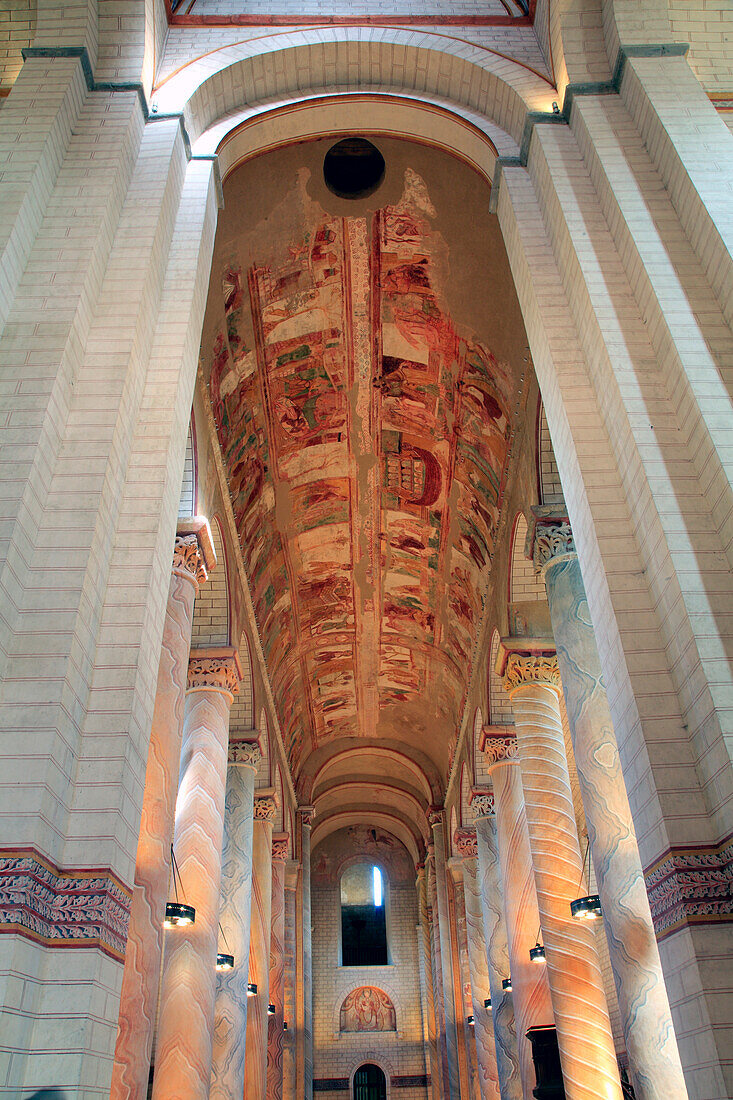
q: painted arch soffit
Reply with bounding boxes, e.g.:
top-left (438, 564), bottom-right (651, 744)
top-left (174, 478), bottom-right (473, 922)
top-left (203, 138), bottom-right (525, 782)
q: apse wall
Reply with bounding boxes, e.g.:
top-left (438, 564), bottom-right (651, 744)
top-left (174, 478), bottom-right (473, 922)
top-left (311, 827), bottom-right (428, 1099)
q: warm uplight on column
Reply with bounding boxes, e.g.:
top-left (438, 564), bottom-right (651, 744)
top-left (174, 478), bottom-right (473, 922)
top-left (502, 977), bottom-right (512, 992)
top-left (216, 953), bottom-right (234, 971)
top-left (529, 943), bottom-right (546, 963)
top-left (247, 983), bottom-right (258, 997)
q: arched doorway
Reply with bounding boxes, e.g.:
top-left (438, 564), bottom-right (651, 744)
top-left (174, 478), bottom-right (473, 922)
top-left (353, 1063), bottom-right (387, 1100)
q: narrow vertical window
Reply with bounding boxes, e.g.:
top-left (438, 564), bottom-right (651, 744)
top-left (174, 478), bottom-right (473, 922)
top-left (341, 863), bottom-right (388, 966)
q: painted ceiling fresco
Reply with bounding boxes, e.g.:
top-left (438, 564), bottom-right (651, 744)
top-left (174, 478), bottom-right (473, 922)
top-left (209, 169), bottom-right (513, 777)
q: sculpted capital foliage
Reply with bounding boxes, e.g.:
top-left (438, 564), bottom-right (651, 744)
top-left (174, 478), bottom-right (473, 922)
top-left (173, 533), bottom-right (209, 586)
top-left (533, 519), bottom-right (575, 571)
top-left (503, 651), bottom-right (560, 693)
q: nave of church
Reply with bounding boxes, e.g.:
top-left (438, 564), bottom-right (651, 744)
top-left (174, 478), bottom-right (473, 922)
top-left (0, 2), bottom-right (731, 1099)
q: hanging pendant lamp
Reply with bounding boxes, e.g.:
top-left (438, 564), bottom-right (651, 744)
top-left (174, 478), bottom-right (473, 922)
top-left (571, 835), bottom-right (603, 921)
top-left (164, 845), bottom-right (195, 927)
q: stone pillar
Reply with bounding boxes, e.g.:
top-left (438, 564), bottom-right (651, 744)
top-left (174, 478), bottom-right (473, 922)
top-left (296, 806), bottom-right (314, 1100)
top-left (428, 808), bottom-right (463, 1100)
top-left (112, 520), bottom-right (215, 1100)
top-left (480, 729), bottom-right (554, 1099)
top-left (283, 860), bottom-right (299, 1100)
top-left (427, 847), bottom-right (450, 1100)
top-left (416, 863), bottom-right (441, 1100)
top-left (471, 793), bottom-right (522, 1100)
top-left (210, 739), bottom-right (262, 1100)
top-left (449, 858), bottom-right (482, 1100)
top-left (530, 511), bottom-right (687, 1100)
top-left (151, 648), bottom-right (241, 1100)
top-left (268, 833), bottom-right (289, 1100)
top-left (453, 831), bottom-right (502, 1100)
top-left (245, 793), bottom-right (276, 1100)
top-left (498, 643), bottom-right (622, 1100)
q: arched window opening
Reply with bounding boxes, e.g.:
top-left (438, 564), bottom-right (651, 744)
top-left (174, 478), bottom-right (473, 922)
top-left (353, 1064), bottom-right (387, 1100)
top-left (341, 863), bottom-right (388, 966)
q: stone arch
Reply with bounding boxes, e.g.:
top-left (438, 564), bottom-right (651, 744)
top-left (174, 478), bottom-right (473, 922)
top-left (190, 513), bottom-right (230, 646)
top-left (509, 512), bottom-right (545, 605)
top-left (177, 416), bottom-right (197, 519)
top-left (153, 30), bottom-right (557, 148)
top-left (349, 1056), bottom-right (395, 1100)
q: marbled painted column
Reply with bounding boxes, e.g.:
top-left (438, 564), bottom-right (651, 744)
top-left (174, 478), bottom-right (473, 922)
top-left (152, 648), bottom-right (242, 1100)
top-left (451, 842), bottom-right (501, 1100)
top-left (282, 860), bottom-right (299, 1100)
top-left (472, 793), bottom-right (523, 1100)
top-left (481, 729), bottom-right (554, 1100)
top-left (210, 739), bottom-right (262, 1100)
top-left (531, 512), bottom-right (687, 1100)
top-left (449, 859), bottom-right (481, 1100)
top-left (296, 806), bottom-right (314, 1100)
top-left (428, 844), bottom-right (451, 1100)
top-left (428, 808), bottom-right (462, 1100)
top-left (268, 833), bottom-right (289, 1100)
top-left (112, 520), bottom-right (215, 1100)
top-left (498, 645), bottom-right (622, 1100)
top-left (245, 793), bottom-right (276, 1100)
top-left (417, 863), bottom-right (442, 1100)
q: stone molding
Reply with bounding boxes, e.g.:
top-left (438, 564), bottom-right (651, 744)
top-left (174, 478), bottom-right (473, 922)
top-left (470, 790), bottom-right (495, 819)
top-left (453, 827), bottom-right (478, 859)
top-left (0, 847), bottom-right (131, 962)
top-left (480, 726), bottom-right (519, 767)
top-left (228, 739), bottom-right (262, 768)
top-left (253, 794), bottom-right (277, 821)
top-left (502, 651), bottom-right (560, 694)
top-left (187, 646), bottom-right (242, 697)
top-left (427, 806), bottom-right (444, 828)
top-left (272, 833), bottom-right (290, 862)
top-left (645, 836), bottom-right (733, 940)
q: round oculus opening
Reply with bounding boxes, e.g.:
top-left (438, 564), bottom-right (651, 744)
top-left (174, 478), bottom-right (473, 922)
top-left (323, 138), bottom-right (385, 200)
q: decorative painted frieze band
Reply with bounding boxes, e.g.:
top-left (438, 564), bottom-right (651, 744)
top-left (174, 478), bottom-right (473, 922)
top-left (253, 795), bottom-right (277, 821)
top-left (313, 1079), bottom-right (349, 1092)
top-left (645, 836), bottom-right (733, 940)
top-left (469, 790), bottom-right (495, 819)
top-left (454, 827), bottom-right (478, 859)
top-left (0, 848), bottom-right (131, 962)
top-left (503, 651), bottom-right (560, 694)
top-left (480, 726), bottom-right (519, 766)
top-left (228, 739), bottom-right (262, 768)
top-left (272, 834), bottom-right (290, 862)
top-left (187, 647), bottom-right (241, 696)
top-left (427, 806), bottom-right (444, 828)
top-left (392, 1075), bottom-right (431, 1089)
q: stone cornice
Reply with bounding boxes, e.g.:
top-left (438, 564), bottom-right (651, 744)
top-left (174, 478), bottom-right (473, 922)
top-left (495, 638), bottom-right (559, 695)
top-left (187, 647), bottom-right (242, 697)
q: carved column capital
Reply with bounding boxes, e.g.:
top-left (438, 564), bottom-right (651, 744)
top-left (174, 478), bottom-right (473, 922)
top-left (253, 794), bottom-right (277, 821)
top-left (174, 517), bottom-right (216, 587)
top-left (453, 827), bottom-right (478, 859)
top-left (272, 833), bottom-right (290, 862)
top-left (526, 505), bottom-right (575, 573)
top-left (480, 726), bottom-right (520, 770)
top-left (504, 651), bottom-right (560, 694)
top-left (470, 789), bottom-right (495, 819)
top-left (187, 647), bottom-right (242, 698)
top-left (297, 805), bottom-right (315, 827)
top-left (427, 806), bottom-right (444, 828)
top-left (228, 739), bottom-right (262, 768)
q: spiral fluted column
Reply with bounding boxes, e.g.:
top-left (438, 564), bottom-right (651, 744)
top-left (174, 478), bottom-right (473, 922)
top-left (210, 739), bottom-right (261, 1100)
top-left (482, 728), bottom-right (554, 1099)
top-left (471, 793), bottom-right (522, 1100)
top-left (268, 834), bottom-right (289, 1100)
top-left (499, 644), bottom-right (622, 1100)
top-left (296, 806), bottom-right (314, 1100)
top-left (417, 863), bottom-right (441, 1100)
top-left (531, 511), bottom-right (687, 1100)
top-left (282, 860), bottom-right (299, 1100)
top-left (427, 843), bottom-right (451, 1100)
top-left (429, 808), bottom-right (463, 1100)
top-left (245, 793), bottom-right (276, 1100)
top-left (454, 829), bottom-right (502, 1100)
top-left (111, 520), bottom-right (215, 1100)
top-left (449, 858), bottom-right (482, 1100)
top-left (152, 648), bottom-right (242, 1100)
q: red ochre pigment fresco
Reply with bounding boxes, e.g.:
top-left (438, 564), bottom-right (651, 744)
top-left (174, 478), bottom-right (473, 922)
top-left (209, 175), bottom-right (512, 776)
